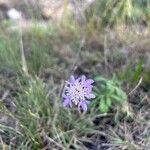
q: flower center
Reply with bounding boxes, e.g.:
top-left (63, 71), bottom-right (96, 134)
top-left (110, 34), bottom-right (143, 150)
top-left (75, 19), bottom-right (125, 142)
top-left (67, 82), bottom-right (85, 105)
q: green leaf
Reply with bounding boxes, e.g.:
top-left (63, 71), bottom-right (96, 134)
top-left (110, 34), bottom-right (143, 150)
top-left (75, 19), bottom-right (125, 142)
top-left (111, 95), bottom-right (122, 102)
top-left (93, 87), bottom-right (100, 93)
top-left (106, 97), bottom-right (112, 107)
top-left (133, 59), bottom-right (144, 82)
top-left (107, 84), bottom-right (115, 94)
top-left (93, 75), bottom-right (127, 113)
top-left (94, 76), bottom-right (106, 82)
top-left (115, 87), bottom-right (125, 95)
top-left (99, 99), bottom-right (109, 113)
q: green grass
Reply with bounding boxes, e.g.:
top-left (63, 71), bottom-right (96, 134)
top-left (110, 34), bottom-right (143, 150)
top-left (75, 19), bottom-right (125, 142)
top-left (86, 0), bottom-right (150, 29)
top-left (0, 23), bottom-right (149, 149)
top-left (0, 25), bottom-right (100, 149)
top-left (0, 31), bottom-right (21, 71)
top-left (1, 75), bottom-right (100, 149)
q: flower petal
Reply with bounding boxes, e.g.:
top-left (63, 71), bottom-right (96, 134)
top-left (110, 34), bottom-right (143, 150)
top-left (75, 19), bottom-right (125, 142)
top-left (81, 75), bottom-right (86, 83)
top-left (69, 75), bottom-right (75, 83)
top-left (86, 79), bottom-right (94, 85)
top-left (69, 100), bottom-right (73, 107)
top-left (62, 75), bottom-right (95, 111)
top-left (86, 93), bottom-right (96, 99)
top-left (85, 100), bottom-right (90, 104)
top-left (81, 102), bottom-right (88, 112)
top-left (78, 101), bottom-right (88, 112)
top-left (62, 93), bottom-right (67, 98)
top-left (63, 98), bottom-right (70, 107)
top-left (85, 85), bottom-right (93, 92)
top-left (76, 76), bottom-right (81, 82)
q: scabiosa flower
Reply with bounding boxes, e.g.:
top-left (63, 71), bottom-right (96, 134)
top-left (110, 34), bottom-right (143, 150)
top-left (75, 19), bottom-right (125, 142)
top-left (62, 75), bottom-right (95, 112)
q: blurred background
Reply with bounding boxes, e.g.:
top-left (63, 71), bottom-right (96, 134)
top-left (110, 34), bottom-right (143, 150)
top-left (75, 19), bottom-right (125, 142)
top-left (0, 0), bottom-right (150, 73)
top-left (0, 0), bottom-right (150, 149)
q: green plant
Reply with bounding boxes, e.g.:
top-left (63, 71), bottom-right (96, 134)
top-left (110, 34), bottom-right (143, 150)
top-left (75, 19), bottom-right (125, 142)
top-left (85, 0), bottom-right (150, 31)
top-left (0, 74), bottom-right (99, 149)
top-left (93, 76), bottom-right (127, 113)
top-left (0, 31), bottom-right (21, 71)
top-left (118, 59), bottom-right (144, 83)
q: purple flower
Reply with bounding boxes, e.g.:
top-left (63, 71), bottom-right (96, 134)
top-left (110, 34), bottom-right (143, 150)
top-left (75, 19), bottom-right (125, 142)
top-left (62, 75), bottom-right (95, 112)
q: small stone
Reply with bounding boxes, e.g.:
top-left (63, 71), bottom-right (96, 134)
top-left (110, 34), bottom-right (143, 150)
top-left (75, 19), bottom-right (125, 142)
top-left (7, 8), bottom-right (21, 20)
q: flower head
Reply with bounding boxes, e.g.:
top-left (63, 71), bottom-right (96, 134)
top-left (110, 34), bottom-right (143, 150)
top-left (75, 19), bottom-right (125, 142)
top-left (62, 75), bottom-right (95, 112)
